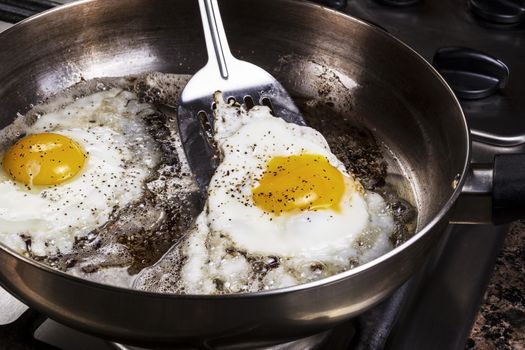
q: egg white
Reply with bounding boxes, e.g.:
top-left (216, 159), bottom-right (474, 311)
top-left (0, 89), bottom-right (160, 257)
top-left (178, 95), bottom-right (395, 294)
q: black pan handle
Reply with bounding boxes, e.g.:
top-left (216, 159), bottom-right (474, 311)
top-left (0, 0), bottom-right (59, 23)
top-left (493, 153), bottom-right (525, 224)
top-left (433, 47), bottom-right (509, 100)
top-left (452, 153), bottom-right (525, 224)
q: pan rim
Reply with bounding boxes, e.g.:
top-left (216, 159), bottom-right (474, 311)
top-left (0, 0), bottom-right (471, 300)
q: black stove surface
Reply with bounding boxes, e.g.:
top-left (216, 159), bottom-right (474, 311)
top-left (345, 0), bottom-right (525, 146)
top-left (0, 0), bottom-right (524, 349)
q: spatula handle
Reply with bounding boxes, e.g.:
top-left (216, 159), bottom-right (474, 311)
top-left (198, 0), bottom-right (233, 80)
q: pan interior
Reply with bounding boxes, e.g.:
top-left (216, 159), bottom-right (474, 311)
top-left (0, 0), bottom-right (467, 292)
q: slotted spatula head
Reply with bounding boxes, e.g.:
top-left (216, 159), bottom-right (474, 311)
top-left (178, 0), bottom-right (305, 195)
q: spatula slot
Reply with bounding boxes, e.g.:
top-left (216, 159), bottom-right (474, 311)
top-left (198, 110), bottom-right (213, 137)
top-left (261, 97), bottom-right (275, 115)
top-left (244, 95), bottom-right (255, 110)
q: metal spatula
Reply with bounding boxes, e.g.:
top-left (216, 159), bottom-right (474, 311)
top-left (178, 0), bottom-right (306, 195)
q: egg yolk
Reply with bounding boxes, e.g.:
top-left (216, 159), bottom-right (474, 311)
top-left (252, 154), bottom-right (345, 214)
top-left (2, 133), bottom-right (86, 187)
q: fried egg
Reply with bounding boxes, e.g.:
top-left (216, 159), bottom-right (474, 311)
top-left (174, 94), bottom-right (395, 294)
top-left (0, 88), bottom-right (160, 257)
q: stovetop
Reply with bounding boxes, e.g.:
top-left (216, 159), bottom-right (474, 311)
top-left (345, 0), bottom-right (525, 149)
top-left (0, 0), bottom-right (524, 349)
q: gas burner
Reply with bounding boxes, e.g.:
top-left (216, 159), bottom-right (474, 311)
top-left (373, 0), bottom-right (420, 7)
top-left (470, 0), bottom-right (525, 26)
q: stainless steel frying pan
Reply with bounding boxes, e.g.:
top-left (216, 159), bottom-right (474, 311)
top-left (0, 0), bottom-right (522, 347)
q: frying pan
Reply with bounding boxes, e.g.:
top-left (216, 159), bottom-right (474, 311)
top-left (0, 0), bottom-right (523, 347)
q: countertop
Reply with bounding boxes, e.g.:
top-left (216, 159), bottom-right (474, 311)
top-left (468, 221), bottom-right (525, 350)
